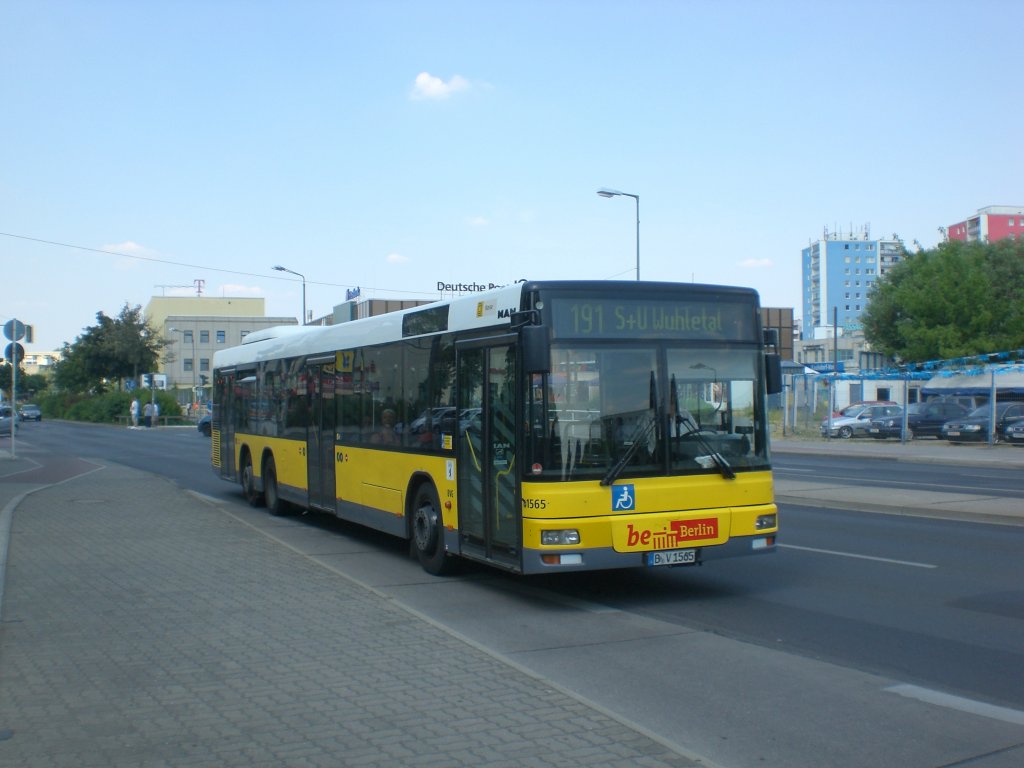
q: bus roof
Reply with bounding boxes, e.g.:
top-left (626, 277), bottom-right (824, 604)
top-left (213, 280), bottom-right (762, 370)
top-left (213, 281), bottom-right (528, 370)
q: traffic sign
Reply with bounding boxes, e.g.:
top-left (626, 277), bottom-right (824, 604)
top-left (4, 342), bottom-right (25, 364)
top-left (3, 319), bottom-right (26, 342)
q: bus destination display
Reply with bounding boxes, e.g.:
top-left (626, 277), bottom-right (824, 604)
top-left (550, 298), bottom-right (755, 341)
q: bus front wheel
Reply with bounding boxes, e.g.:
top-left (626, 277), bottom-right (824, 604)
top-left (241, 452), bottom-right (264, 507)
top-left (411, 484), bottom-right (454, 576)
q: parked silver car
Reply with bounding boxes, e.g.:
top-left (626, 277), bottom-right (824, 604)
top-left (821, 404), bottom-right (902, 439)
top-left (0, 406), bottom-right (16, 436)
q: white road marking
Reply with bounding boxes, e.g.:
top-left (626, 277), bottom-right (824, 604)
top-left (886, 684), bottom-right (1024, 725)
top-left (778, 543), bottom-right (937, 569)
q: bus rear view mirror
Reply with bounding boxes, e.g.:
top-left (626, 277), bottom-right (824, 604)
top-left (765, 353), bottom-right (782, 395)
top-left (521, 325), bottom-right (550, 374)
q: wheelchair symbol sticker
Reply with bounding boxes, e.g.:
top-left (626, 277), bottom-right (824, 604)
top-left (611, 484), bottom-right (635, 511)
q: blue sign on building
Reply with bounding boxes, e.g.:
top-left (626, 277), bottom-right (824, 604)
top-left (807, 362), bottom-right (846, 373)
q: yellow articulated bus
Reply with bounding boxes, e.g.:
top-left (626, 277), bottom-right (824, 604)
top-left (211, 280), bottom-right (782, 575)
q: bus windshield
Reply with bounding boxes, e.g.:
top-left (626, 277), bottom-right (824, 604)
top-left (527, 344), bottom-right (769, 481)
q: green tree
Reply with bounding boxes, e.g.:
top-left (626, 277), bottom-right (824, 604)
top-left (0, 360), bottom-right (26, 401)
top-left (52, 304), bottom-right (168, 394)
top-left (52, 339), bottom-right (100, 393)
top-left (18, 372), bottom-right (49, 398)
top-left (862, 239), bottom-right (1024, 363)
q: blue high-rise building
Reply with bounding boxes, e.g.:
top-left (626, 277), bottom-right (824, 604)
top-left (801, 226), bottom-right (904, 339)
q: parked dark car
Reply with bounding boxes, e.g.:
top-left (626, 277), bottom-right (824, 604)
top-left (1004, 418), bottom-right (1024, 446)
top-left (197, 413), bottom-right (212, 437)
top-left (940, 402), bottom-right (1024, 443)
top-left (868, 401), bottom-right (969, 440)
top-left (928, 395), bottom-right (986, 411)
top-left (18, 403), bottom-right (42, 421)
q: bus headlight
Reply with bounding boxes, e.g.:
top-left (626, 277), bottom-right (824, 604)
top-left (541, 529), bottom-right (580, 545)
top-left (755, 514), bottom-right (777, 530)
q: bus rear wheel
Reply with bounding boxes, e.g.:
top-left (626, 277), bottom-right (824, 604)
top-left (263, 456), bottom-right (291, 517)
top-left (411, 484), bottom-right (454, 576)
top-left (241, 452), bottom-right (264, 507)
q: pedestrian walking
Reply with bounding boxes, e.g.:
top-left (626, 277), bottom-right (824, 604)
top-left (130, 398), bottom-right (140, 429)
top-left (143, 401), bottom-right (153, 428)
top-left (152, 401), bottom-right (160, 428)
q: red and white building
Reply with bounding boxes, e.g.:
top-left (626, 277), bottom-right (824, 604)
top-left (946, 205), bottom-right (1024, 242)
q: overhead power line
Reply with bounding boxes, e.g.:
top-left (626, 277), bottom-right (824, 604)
top-left (0, 231), bottom-right (433, 299)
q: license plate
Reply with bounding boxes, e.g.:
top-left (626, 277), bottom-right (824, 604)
top-left (947, 431), bottom-right (960, 437)
top-left (869, 428), bottom-right (880, 433)
top-left (646, 549), bottom-right (697, 567)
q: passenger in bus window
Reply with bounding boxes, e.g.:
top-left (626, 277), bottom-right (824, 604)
top-left (371, 409), bottom-right (399, 445)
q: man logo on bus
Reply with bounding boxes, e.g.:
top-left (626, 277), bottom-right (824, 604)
top-left (611, 484), bottom-right (635, 511)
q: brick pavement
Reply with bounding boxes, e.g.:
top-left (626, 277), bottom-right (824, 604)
top-left (0, 462), bottom-right (699, 767)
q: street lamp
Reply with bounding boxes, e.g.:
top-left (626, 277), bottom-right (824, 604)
top-left (690, 362), bottom-right (717, 378)
top-left (169, 327), bottom-right (197, 409)
top-left (273, 265), bottom-right (307, 324)
top-left (597, 188), bottom-right (640, 280)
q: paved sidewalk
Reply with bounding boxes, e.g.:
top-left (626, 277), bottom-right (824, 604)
top-left (0, 455), bottom-right (699, 767)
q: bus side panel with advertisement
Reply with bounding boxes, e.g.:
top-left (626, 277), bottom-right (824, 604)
top-left (210, 281), bottom-right (782, 575)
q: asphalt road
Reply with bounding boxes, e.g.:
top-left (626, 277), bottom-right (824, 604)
top-left (7, 421), bottom-right (1024, 767)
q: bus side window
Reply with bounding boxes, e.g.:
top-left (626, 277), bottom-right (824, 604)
top-left (403, 340), bottom-right (432, 448)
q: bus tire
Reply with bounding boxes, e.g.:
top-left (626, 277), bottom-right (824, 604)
top-left (241, 450), bottom-right (264, 507)
top-left (411, 484), bottom-right (454, 576)
top-left (263, 456), bottom-right (291, 517)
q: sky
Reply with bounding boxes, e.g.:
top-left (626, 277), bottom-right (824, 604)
top-left (2, 0), bottom-right (1022, 353)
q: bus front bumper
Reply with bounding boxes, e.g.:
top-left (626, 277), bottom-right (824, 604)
top-left (520, 533), bottom-right (777, 575)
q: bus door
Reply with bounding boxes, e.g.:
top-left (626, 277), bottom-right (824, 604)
top-left (456, 337), bottom-right (520, 569)
top-left (306, 360), bottom-right (337, 512)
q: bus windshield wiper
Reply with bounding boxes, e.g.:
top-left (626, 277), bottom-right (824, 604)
top-left (600, 415), bottom-right (657, 486)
